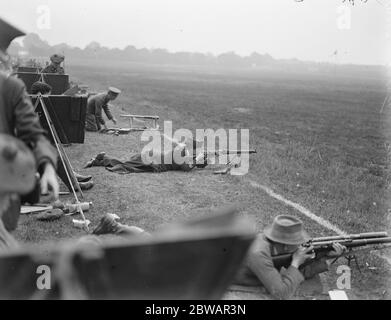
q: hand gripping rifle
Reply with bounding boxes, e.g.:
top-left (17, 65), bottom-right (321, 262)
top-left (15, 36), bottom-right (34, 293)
top-left (271, 232), bottom-right (391, 271)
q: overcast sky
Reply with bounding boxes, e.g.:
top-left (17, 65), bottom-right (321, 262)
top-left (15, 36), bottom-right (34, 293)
top-left (1, 0), bottom-right (389, 65)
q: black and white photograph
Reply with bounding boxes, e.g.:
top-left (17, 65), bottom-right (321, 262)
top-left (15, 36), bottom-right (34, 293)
top-left (0, 0), bottom-right (390, 306)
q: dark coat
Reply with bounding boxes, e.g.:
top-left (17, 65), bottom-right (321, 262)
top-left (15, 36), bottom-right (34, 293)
top-left (85, 93), bottom-right (114, 131)
top-left (91, 150), bottom-right (194, 174)
top-left (42, 63), bottom-right (65, 75)
top-left (0, 72), bottom-right (57, 231)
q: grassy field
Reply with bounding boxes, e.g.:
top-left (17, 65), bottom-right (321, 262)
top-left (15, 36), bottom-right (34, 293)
top-left (14, 61), bottom-right (391, 299)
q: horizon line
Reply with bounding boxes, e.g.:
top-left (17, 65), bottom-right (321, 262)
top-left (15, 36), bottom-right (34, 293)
top-left (15, 32), bottom-right (389, 68)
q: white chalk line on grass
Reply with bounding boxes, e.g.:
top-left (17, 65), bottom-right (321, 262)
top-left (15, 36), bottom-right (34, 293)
top-left (248, 179), bottom-right (391, 271)
top-left (248, 180), bottom-right (391, 267)
top-left (248, 180), bottom-right (348, 236)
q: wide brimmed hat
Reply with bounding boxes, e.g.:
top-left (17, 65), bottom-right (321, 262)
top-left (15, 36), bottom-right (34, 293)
top-left (50, 54), bottom-right (65, 64)
top-left (0, 134), bottom-right (36, 194)
top-left (264, 215), bottom-right (309, 245)
top-left (0, 18), bottom-right (25, 53)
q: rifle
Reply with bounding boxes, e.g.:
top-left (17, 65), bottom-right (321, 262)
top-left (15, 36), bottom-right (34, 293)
top-left (194, 149), bottom-right (257, 170)
top-left (211, 149), bottom-right (257, 156)
top-left (272, 232), bottom-right (391, 270)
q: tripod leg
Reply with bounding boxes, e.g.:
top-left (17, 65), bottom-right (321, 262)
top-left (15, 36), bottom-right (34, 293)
top-left (38, 96), bottom-right (89, 231)
top-left (41, 98), bottom-right (84, 198)
top-left (57, 142), bottom-right (84, 199)
top-left (33, 98), bottom-right (40, 111)
top-left (34, 97), bottom-right (82, 196)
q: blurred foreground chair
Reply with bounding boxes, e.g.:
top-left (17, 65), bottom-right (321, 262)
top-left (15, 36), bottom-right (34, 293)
top-left (0, 207), bottom-right (255, 300)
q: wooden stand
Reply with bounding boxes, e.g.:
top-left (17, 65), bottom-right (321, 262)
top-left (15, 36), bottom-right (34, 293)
top-left (120, 114), bottom-right (160, 131)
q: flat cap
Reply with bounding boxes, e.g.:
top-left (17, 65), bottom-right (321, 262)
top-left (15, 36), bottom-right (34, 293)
top-left (108, 87), bottom-right (121, 94)
top-left (0, 18), bottom-right (25, 53)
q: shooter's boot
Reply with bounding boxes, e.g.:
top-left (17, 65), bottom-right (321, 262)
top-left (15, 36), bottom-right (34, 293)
top-left (92, 213), bottom-right (149, 237)
top-left (78, 180), bottom-right (94, 191)
top-left (84, 152), bottom-right (106, 168)
top-left (74, 172), bottom-right (92, 183)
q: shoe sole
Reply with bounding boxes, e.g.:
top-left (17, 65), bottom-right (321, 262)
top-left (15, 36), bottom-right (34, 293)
top-left (77, 177), bottom-right (92, 183)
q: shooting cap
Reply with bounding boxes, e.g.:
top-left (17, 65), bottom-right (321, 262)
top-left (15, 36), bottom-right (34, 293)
top-left (108, 87), bottom-right (121, 95)
top-left (264, 215), bottom-right (309, 245)
top-left (50, 54), bottom-right (65, 64)
top-left (0, 18), bottom-right (25, 53)
top-left (0, 134), bottom-right (36, 194)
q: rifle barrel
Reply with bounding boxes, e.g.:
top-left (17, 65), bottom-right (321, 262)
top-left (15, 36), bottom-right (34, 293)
top-left (312, 232), bottom-right (388, 243)
top-left (272, 237), bottom-right (391, 269)
top-left (314, 237), bottom-right (391, 249)
top-left (216, 149), bottom-right (257, 154)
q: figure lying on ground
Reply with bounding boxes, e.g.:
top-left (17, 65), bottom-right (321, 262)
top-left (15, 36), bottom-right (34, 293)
top-left (84, 139), bottom-right (205, 174)
top-left (233, 215), bottom-right (346, 300)
top-left (81, 213), bottom-right (345, 301)
top-left (91, 213), bottom-right (150, 238)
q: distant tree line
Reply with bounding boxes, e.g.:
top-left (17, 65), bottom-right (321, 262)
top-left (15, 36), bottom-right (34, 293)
top-left (8, 33), bottom-right (281, 68)
top-left (9, 33), bottom-right (382, 73)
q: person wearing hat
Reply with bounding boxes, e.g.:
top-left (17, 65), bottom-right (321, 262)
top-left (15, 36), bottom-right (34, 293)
top-left (0, 18), bottom-right (59, 233)
top-left (85, 87), bottom-right (120, 132)
top-left (234, 215), bottom-right (346, 300)
top-left (42, 54), bottom-right (65, 74)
